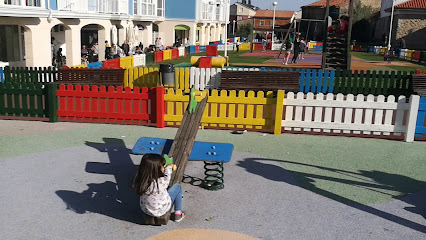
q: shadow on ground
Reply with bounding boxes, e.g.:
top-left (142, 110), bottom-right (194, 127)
top-left (237, 158), bottom-right (426, 233)
top-left (56, 138), bottom-right (142, 224)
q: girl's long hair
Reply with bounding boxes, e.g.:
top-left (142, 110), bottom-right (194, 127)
top-left (132, 154), bottom-right (166, 195)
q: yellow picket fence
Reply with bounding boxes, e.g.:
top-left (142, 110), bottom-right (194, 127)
top-left (124, 67), bottom-right (159, 89)
top-left (124, 67), bottom-right (195, 91)
top-left (120, 56), bottom-right (134, 69)
top-left (164, 88), bottom-right (278, 130)
top-left (163, 50), bottom-right (172, 61)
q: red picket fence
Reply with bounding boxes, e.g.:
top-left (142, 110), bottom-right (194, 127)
top-left (195, 45), bottom-right (200, 53)
top-left (103, 58), bottom-right (121, 69)
top-left (171, 49), bottom-right (179, 60)
top-left (56, 85), bottom-right (165, 127)
top-left (155, 51), bottom-right (164, 63)
top-left (352, 46), bottom-right (362, 52)
top-left (416, 70), bottom-right (426, 74)
top-left (412, 51), bottom-right (421, 62)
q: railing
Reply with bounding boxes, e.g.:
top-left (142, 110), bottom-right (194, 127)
top-left (57, 0), bottom-right (127, 14)
top-left (1, 0), bottom-right (41, 7)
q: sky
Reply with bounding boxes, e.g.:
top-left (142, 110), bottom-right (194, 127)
top-left (230, 0), bottom-right (320, 11)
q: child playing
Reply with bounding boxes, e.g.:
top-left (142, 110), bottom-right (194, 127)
top-left (132, 154), bottom-right (185, 222)
top-left (282, 40), bottom-right (292, 65)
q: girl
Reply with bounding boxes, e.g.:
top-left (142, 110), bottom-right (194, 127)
top-left (282, 40), bottom-right (292, 65)
top-left (132, 154), bottom-right (185, 222)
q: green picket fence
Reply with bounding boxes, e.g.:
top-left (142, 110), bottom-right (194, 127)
top-left (0, 82), bottom-right (57, 122)
top-left (334, 69), bottom-right (414, 96)
top-left (3, 67), bottom-right (58, 83)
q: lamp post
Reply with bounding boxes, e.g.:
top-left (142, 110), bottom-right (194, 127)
top-left (387, 0), bottom-right (395, 50)
top-left (272, 1), bottom-right (277, 43)
top-left (223, 0), bottom-right (230, 57)
top-left (233, 20), bottom-right (236, 35)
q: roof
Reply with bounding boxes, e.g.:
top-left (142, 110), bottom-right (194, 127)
top-left (304, 0), bottom-right (349, 8)
top-left (254, 10), bottom-right (294, 19)
top-left (234, 2), bottom-right (260, 11)
top-left (395, 0), bottom-right (426, 9)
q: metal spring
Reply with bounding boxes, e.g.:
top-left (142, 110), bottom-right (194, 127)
top-left (203, 161), bottom-right (224, 190)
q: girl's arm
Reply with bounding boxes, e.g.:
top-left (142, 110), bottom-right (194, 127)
top-left (163, 165), bottom-right (173, 185)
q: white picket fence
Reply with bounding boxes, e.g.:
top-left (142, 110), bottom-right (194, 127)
top-left (272, 43), bottom-right (282, 51)
top-left (188, 67), bottom-right (221, 90)
top-left (217, 44), bottom-right (235, 51)
top-left (178, 47), bottom-right (186, 57)
top-left (223, 67), bottom-right (261, 71)
top-left (133, 54), bottom-right (146, 67)
top-left (281, 92), bottom-right (420, 142)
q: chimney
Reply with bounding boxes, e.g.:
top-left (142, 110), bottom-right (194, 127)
top-left (248, 0), bottom-right (252, 5)
top-left (242, 0), bottom-right (247, 4)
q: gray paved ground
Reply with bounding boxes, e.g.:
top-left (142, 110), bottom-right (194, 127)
top-left (1, 143), bottom-right (424, 240)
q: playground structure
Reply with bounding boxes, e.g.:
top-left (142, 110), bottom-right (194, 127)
top-left (131, 90), bottom-right (234, 225)
top-left (190, 45), bottom-right (228, 68)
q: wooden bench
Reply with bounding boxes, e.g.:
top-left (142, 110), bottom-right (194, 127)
top-left (56, 68), bottom-right (125, 86)
top-left (412, 74), bottom-right (426, 97)
top-left (219, 71), bottom-right (300, 92)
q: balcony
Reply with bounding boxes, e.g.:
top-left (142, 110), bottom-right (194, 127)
top-left (57, 0), bottom-right (128, 14)
top-left (1, 0), bottom-right (41, 7)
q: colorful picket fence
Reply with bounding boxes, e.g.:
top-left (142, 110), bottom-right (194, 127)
top-left (0, 67), bottom-right (4, 83)
top-left (3, 67), bottom-right (58, 83)
top-left (164, 88), bottom-right (275, 131)
top-left (333, 70), bottom-right (413, 96)
top-left (300, 69), bottom-right (335, 93)
top-left (124, 67), bottom-right (159, 89)
top-left (0, 82), bottom-right (57, 121)
top-left (275, 92), bottom-right (420, 142)
top-left (416, 97), bottom-right (426, 138)
top-left (56, 85), bottom-right (164, 127)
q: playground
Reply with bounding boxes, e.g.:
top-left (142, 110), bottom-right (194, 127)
top-left (0, 120), bottom-right (425, 239)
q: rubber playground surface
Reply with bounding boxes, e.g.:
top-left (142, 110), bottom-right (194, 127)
top-left (0, 120), bottom-right (425, 239)
top-left (236, 51), bottom-right (424, 71)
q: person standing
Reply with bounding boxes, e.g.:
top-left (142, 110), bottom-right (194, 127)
top-left (236, 40), bottom-right (241, 53)
top-left (121, 40), bottom-right (130, 56)
top-left (291, 33), bottom-right (301, 64)
top-left (105, 40), bottom-right (111, 60)
top-left (299, 37), bottom-right (306, 60)
top-left (262, 39), bottom-right (267, 52)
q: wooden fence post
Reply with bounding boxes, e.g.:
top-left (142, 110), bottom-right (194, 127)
top-left (405, 95), bottom-right (420, 142)
top-left (274, 90), bottom-right (285, 135)
top-left (156, 86), bottom-right (165, 128)
top-left (46, 83), bottom-right (58, 123)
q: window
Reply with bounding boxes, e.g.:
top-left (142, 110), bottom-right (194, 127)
top-left (202, 3), bottom-right (208, 20)
top-left (239, 7), bottom-right (243, 13)
top-left (157, 0), bottom-right (164, 17)
top-left (270, 21), bottom-right (273, 27)
top-left (216, 5), bottom-right (220, 20)
top-left (141, 0), bottom-right (155, 16)
top-left (260, 20), bottom-right (265, 26)
top-left (134, 0), bottom-right (138, 14)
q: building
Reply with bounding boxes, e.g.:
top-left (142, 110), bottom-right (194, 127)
top-left (230, 0), bottom-right (259, 34)
top-left (238, 10), bottom-right (294, 40)
top-left (161, 0), bottom-right (226, 47)
top-left (0, 0), bottom-right (226, 67)
top-left (376, 0), bottom-right (426, 50)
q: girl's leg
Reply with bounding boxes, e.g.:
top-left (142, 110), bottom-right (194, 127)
top-left (168, 184), bottom-right (183, 212)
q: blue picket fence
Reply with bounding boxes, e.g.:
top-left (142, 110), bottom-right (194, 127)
top-left (87, 61), bottom-right (103, 69)
top-left (0, 67), bottom-right (3, 83)
top-left (415, 97), bottom-right (426, 137)
top-left (300, 69), bottom-right (335, 94)
top-left (189, 46), bottom-right (196, 54)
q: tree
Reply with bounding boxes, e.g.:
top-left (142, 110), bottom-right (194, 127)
top-left (351, 2), bottom-right (379, 42)
top-left (237, 23), bottom-right (252, 38)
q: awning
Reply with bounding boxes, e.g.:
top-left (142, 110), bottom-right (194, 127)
top-left (175, 25), bottom-right (190, 31)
